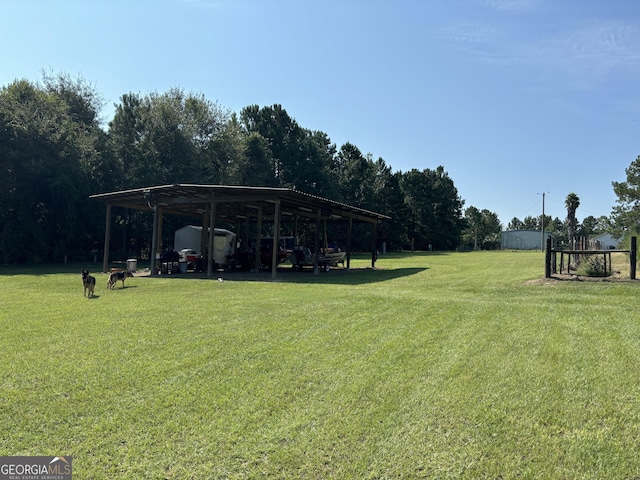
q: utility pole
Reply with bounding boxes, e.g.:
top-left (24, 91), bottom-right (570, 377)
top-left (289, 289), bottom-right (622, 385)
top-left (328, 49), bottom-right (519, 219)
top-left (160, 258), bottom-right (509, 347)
top-left (541, 192), bottom-right (545, 251)
top-left (538, 192), bottom-right (549, 251)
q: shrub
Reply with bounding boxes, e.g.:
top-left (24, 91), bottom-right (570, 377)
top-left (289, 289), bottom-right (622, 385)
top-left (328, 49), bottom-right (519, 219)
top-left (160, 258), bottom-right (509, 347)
top-left (576, 255), bottom-right (608, 277)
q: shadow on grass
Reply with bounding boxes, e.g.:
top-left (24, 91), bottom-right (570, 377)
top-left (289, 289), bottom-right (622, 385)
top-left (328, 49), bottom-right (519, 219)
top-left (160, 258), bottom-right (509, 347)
top-left (148, 266), bottom-right (429, 285)
top-left (0, 251), bottom-right (443, 277)
top-left (526, 274), bottom-right (639, 285)
top-left (0, 264), bottom-right (106, 276)
top-left (0, 263), bottom-right (427, 285)
top-left (0, 249), bottom-right (443, 286)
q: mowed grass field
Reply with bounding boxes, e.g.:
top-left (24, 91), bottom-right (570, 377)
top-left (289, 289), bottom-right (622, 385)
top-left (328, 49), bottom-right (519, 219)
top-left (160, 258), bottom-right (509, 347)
top-left (2, 251), bottom-right (640, 479)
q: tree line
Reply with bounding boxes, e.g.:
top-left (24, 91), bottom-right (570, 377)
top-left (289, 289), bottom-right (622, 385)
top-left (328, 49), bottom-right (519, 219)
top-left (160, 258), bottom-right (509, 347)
top-left (1, 72), bottom-right (481, 264)
top-left (5, 72), bottom-right (639, 264)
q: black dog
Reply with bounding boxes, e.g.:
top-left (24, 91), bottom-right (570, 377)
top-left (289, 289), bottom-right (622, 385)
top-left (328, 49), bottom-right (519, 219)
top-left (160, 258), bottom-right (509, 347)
top-left (82, 270), bottom-right (96, 297)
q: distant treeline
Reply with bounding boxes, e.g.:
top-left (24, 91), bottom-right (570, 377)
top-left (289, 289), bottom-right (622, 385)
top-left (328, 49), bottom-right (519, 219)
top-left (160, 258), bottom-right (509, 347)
top-left (0, 72), bottom-right (469, 264)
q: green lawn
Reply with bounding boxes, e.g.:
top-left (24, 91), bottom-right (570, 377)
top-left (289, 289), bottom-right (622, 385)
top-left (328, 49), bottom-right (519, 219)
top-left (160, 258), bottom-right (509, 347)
top-left (2, 251), bottom-right (640, 478)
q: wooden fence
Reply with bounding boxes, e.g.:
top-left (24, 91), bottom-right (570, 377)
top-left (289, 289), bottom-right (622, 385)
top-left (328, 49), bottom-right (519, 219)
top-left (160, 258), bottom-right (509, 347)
top-left (545, 237), bottom-right (637, 279)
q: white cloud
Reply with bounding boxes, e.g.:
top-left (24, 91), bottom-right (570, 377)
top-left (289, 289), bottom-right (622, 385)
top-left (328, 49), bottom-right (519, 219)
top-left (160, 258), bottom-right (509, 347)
top-left (178, 0), bottom-right (226, 8)
top-left (437, 23), bottom-right (497, 44)
top-left (559, 21), bottom-right (640, 71)
top-left (481, 0), bottom-right (541, 11)
top-left (526, 20), bottom-right (640, 87)
top-left (439, 15), bottom-right (640, 90)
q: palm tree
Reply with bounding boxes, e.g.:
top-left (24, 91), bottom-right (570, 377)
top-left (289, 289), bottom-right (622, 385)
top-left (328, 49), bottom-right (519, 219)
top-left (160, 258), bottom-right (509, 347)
top-left (565, 192), bottom-right (580, 245)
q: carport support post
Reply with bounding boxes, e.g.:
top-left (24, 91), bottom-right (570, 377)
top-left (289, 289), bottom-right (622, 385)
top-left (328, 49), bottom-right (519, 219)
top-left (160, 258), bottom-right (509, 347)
top-left (156, 208), bottom-right (164, 253)
top-left (313, 209), bottom-right (321, 275)
top-left (150, 204), bottom-right (159, 276)
top-left (207, 201), bottom-right (216, 278)
top-left (371, 222), bottom-right (377, 268)
top-left (244, 211), bottom-right (250, 249)
top-left (271, 200), bottom-right (281, 279)
top-left (101, 204), bottom-right (112, 273)
top-left (201, 209), bottom-right (209, 256)
top-left (631, 236), bottom-right (637, 280)
top-left (346, 217), bottom-right (352, 271)
top-left (323, 219), bottom-right (327, 248)
top-left (254, 207), bottom-right (262, 272)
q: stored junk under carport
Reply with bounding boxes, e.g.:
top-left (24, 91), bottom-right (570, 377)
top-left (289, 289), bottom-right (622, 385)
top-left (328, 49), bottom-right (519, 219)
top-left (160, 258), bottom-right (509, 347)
top-left (90, 184), bottom-right (390, 279)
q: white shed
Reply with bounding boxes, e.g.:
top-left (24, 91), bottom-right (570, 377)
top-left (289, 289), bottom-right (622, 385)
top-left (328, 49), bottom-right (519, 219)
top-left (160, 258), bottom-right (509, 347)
top-left (501, 230), bottom-right (552, 250)
top-left (591, 233), bottom-right (621, 250)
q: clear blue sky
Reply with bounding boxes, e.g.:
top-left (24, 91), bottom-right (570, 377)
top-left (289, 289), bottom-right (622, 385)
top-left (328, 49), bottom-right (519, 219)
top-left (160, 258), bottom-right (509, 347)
top-left (3, 0), bottom-right (640, 227)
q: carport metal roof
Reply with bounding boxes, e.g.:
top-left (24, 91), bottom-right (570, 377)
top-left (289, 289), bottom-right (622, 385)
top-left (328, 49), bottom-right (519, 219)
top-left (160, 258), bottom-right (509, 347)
top-left (89, 184), bottom-right (390, 223)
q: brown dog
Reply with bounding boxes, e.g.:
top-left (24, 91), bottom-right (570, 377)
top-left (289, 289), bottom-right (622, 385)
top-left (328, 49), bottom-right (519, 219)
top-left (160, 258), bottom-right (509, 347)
top-left (82, 270), bottom-right (96, 297)
top-left (107, 270), bottom-right (133, 290)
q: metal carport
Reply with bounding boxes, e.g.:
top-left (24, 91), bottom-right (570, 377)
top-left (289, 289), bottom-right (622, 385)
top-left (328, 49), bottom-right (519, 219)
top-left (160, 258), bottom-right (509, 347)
top-left (90, 184), bottom-right (390, 279)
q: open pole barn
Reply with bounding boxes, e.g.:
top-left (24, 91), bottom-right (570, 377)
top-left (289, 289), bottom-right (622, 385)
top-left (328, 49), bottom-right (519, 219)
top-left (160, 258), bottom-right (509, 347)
top-left (90, 184), bottom-right (389, 279)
